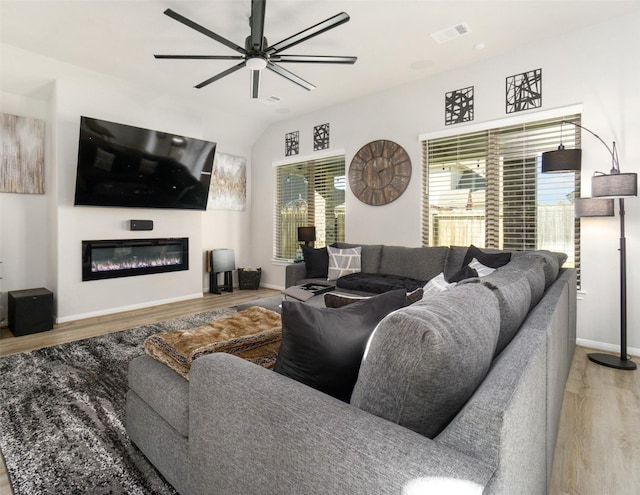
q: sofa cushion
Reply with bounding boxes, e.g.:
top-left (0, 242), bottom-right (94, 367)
top-left (336, 272), bottom-right (426, 294)
top-left (327, 245), bottom-right (361, 281)
top-left (379, 246), bottom-right (449, 281)
top-left (324, 288), bottom-right (423, 308)
top-left (350, 283), bottom-right (500, 438)
top-left (128, 355), bottom-right (190, 437)
top-left (513, 250), bottom-right (563, 288)
top-left (301, 245), bottom-right (329, 278)
top-left (461, 268), bottom-right (532, 354)
top-left (499, 256), bottom-right (546, 309)
top-left (332, 242), bottom-right (383, 273)
top-left (273, 289), bottom-right (407, 402)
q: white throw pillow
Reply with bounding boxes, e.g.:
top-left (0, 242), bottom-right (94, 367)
top-left (422, 272), bottom-right (453, 299)
top-left (327, 246), bottom-right (362, 281)
top-left (469, 258), bottom-right (496, 277)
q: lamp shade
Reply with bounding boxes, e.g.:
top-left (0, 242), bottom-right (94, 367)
top-left (592, 172), bottom-right (638, 198)
top-left (541, 148), bottom-right (582, 173)
top-left (575, 197), bottom-right (614, 217)
top-left (297, 226), bottom-right (316, 242)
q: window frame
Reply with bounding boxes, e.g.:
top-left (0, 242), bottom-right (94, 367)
top-left (419, 105), bottom-right (583, 273)
top-left (272, 151), bottom-right (346, 262)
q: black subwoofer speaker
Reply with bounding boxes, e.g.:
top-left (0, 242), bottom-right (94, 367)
top-left (8, 288), bottom-right (54, 336)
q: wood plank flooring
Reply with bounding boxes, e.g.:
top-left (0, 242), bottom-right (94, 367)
top-left (0, 288), bottom-right (280, 358)
top-left (1, 289), bottom-right (639, 494)
top-left (549, 346), bottom-right (640, 495)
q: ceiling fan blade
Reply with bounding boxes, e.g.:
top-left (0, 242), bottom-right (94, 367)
top-left (251, 70), bottom-right (261, 99)
top-left (270, 54), bottom-right (357, 64)
top-left (266, 12), bottom-right (350, 55)
top-left (267, 62), bottom-right (316, 91)
top-left (154, 55), bottom-right (244, 60)
top-left (249, 0), bottom-right (266, 52)
top-left (195, 61), bottom-right (246, 89)
top-left (164, 9), bottom-right (246, 55)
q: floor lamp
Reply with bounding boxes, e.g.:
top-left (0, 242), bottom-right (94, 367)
top-left (542, 121), bottom-right (637, 371)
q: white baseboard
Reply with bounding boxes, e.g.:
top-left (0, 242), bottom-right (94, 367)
top-left (56, 292), bottom-right (204, 324)
top-left (576, 338), bottom-right (640, 358)
top-left (260, 283), bottom-right (284, 291)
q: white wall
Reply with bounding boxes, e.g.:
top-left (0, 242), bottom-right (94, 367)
top-left (0, 89), bottom-right (55, 322)
top-left (250, 12), bottom-right (640, 354)
top-left (0, 46), bottom-right (256, 321)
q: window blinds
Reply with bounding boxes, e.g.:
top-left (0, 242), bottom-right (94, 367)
top-left (273, 155), bottom-right (346, 261)
top-left (422, 114), bottom-right (581, 269)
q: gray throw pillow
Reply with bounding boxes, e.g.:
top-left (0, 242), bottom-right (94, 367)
top-left (327, 246), bottom-right (362, 281)
top-left (350, 283), bottom-right (500, 438)
top-left (274, 289), bottom-right (407, 402)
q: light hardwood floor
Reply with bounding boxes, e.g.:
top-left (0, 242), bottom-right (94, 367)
top-left (1, 289), bottom-right (638, 494)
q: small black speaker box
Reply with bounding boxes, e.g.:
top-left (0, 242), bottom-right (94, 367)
top-left (130, 219), bottom-right (154, 231)
top-left (8, 288), bottom-right (54, 336)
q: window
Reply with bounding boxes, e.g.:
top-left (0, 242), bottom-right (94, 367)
top-left (273, 155), bottom-right (346, 261)
top-left (421, 113), bottom-right (581, 270)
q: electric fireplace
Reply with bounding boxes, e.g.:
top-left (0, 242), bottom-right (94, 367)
top-left (82, 238), bottom-right (189, 281)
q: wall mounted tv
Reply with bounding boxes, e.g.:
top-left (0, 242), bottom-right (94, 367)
top-left (74, 116), bottom-right (216, 210)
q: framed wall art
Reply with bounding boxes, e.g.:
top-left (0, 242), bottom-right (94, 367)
top-left (207, 152), bottom-right (247, 211)
top-left (0, 113), bottom-right (45, 194)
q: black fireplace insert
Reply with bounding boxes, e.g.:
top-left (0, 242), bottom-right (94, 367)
top-left (82, 238), bottom-right (189, 281)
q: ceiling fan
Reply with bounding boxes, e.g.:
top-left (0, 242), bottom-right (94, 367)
top-left (154, 0), bottom-right (357, 99)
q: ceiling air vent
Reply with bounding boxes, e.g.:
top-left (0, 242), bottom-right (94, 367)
top-left (431, 22), bottom-right (471, 44)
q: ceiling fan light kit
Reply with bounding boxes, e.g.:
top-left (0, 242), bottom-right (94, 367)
top-left (246, 56), bottom-right (267, 71)
top-left (154, 0), bottom-right (357, 99)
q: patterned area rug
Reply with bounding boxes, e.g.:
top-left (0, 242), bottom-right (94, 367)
top-left (0, 306), bottom-right (237, 495)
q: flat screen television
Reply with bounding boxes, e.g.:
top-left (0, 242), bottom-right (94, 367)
top-left (74, 116), bottom-right (216, 210)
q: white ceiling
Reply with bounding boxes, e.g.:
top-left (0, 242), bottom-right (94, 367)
top-left (2, 0), bottom-right (640, 127)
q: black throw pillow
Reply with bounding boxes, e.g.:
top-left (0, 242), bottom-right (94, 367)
top-left (447, 264), bottom-right (478, 282)
top-left (273, 289), bottom-right (407, 402)
top-left (302, 245), bottom-right (329, 278)
top-left (462, 244), bottom-right (512, 269)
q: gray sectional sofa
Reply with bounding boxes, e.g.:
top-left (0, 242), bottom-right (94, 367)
top-left (286, 243), bottom-right (450, 295)
top-left (126, 244), bottom-right (576, 495)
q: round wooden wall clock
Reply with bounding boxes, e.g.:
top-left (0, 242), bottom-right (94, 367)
top-left (348, 140), bottom-right (412, 206)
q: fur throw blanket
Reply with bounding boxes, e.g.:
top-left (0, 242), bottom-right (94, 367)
top-left (144, 306), bottom-right (282, 379)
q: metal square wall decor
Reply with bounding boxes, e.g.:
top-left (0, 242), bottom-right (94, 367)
top-left (285, 131), bottom-right (299, 156)
top-left (313, 123), bottom-right (330, 151)
top-left (506, 68), bottom-right (542, 113)
top-left (445, 86), bottom-right (474, 125)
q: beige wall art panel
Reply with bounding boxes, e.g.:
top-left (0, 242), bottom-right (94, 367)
top-left (0, 113), bottom-right (45, 194)
top-left (207, 152), bottom-right (247, 211)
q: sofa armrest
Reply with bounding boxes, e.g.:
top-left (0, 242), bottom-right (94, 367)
top-left (188, 353), bottom-right (494, 495)
top-left (285, 262), bottom-right (307, 288)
